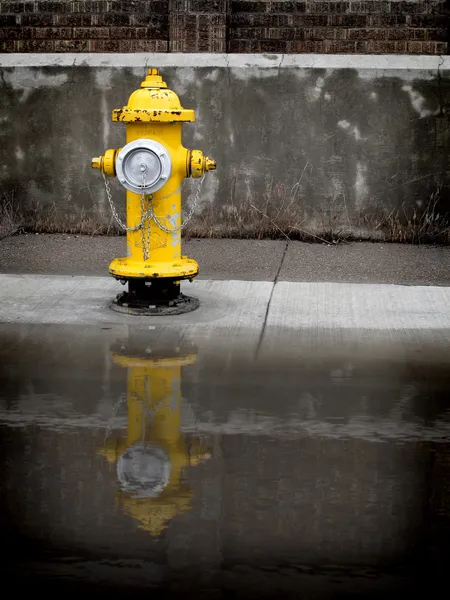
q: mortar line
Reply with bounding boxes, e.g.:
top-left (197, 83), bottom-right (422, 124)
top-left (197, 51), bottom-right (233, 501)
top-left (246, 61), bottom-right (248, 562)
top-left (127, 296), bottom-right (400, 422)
top-left (255, 241), bottom-right (289, 359)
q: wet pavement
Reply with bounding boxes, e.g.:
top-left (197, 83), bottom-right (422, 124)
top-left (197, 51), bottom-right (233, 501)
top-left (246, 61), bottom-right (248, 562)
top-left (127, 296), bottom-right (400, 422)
top-left (1, 323), bottom-right (449, 598)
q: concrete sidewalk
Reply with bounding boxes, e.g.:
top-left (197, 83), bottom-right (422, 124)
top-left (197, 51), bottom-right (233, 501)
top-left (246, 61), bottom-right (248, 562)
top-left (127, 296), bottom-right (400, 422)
top-left (1, 234), bottom-right (450, 286)
top-left (1, 234), bottom-right (450, 358)
top-left (1, 274), bottom-right (450, 362)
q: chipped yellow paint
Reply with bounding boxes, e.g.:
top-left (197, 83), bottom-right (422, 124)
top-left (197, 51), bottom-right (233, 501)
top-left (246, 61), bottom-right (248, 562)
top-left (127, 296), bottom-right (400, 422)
top-left (111, 69), bottom-right (194, 124)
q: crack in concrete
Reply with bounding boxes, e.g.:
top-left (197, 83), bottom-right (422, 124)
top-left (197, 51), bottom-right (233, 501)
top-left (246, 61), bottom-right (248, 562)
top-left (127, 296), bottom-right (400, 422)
top-left (278, 53), bottom-right (285, 79)
top-left (224, 53), bottom-right (231, 90)
top-left (437, 54), bottom-right (445, 117)
top-left (255, 240), bottom-right (289, 359)
top-left (144, 55), bottom-right (150, 78)
top-left (59, 57), bottom-right (77, 88)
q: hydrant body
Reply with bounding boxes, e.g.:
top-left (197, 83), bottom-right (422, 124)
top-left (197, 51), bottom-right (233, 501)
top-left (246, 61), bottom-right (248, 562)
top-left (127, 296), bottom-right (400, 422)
top-left (92, 69), bottom-right (216, 314)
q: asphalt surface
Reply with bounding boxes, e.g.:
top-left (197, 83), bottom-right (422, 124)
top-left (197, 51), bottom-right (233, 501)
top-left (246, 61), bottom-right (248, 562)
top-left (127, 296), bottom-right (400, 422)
top-left (1, 233), bottom-right (450, 285)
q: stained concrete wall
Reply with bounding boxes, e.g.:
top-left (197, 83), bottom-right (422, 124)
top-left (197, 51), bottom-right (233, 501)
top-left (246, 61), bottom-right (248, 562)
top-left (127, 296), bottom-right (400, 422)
top-left (0, 53), bottom-right (449, 240)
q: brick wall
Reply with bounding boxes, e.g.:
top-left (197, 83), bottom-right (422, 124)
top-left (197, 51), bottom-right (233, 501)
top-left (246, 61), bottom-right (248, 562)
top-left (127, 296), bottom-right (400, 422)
top-left (0, 0), bottom-right (448, 54)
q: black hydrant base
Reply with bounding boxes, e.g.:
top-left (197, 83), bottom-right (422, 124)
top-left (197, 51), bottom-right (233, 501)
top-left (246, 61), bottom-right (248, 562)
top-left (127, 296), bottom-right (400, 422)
top-left (110, 292), bottom-right (200, 316)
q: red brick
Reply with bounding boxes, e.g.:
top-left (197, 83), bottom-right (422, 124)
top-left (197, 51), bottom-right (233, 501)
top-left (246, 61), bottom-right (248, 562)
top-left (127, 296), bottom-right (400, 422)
top-left (324, 40), bottom-right (357, 52)
top-left (252, 39), bottom-right (289, 52)
top-left (349, 1), bottom-right (391, 14)
top-left (271, 1), bottom-right (306, 12)
top-left (34, 27), bottom-right (72, 39)
top-left (434, 41), bottom-right (447, 53)
top-left (96, 13), bottom-right (130, 26)
top-left (410, 28), bottom-right (428, 40)
top-left (129, 13), bottom-right (168, 29)
top-left (54, 15), bottom-right (93, 27)
top-left (188, 0), bottom-right (226, 12)
top-left (0, 2), bottom-right (27, 13)
top-left (71, 1), bottom-right (109, 13)
top-left (0, 40), bottom-right (16, 51)
top-left (3, 0), bottom-right (448, 54)
top-left (0, 26), bottom-right (32, 39)
top-left (391, 2), bottom-right (427, 15)
top-left (328, 15), bottom-right (368, 27)
top-left (293, 15), bottom-right (328, 26)
top-left (394, 41), bottom-right (408, 52)
top-left (231, 1), bottom-right (270, 12)
top-left (20, 39), bottom-right (57, 50)
top-left (53, 39), bottom-right (91, 50)
top-left (428, 27), bottom-right (448, 41)
top-left (36, 1), bottom-right (72, 12)
top-left (290, 40), bottom-right (320, 52)
top-left (229, 39), bottom-right (250, 51)
top-left (0, 15), bottom-right (17, 25)
top-left (368, 15), bottom-right (403, 27)
top-left (21, 14), bottom-right (53, 26)
top-left (304, 27), bottom-right (341, 40)
top-left (311, 2), bottom-right (350, 13)
top-left (355, 40), bottom-right (370, 52)
top-left (407, 40), bottom-right (424, 52)
top-left (387, 27), bottom-right (415, 40)
top-left (348, 28), bottom-right (388, 40)
top-left (367, 40), bottom-right (397, 52)
top-left (73, 27), bottom-right (110, 39)
top-left (410, 15), bottom-right (448, 28)
top-left (132, 39), bottom-right (168, 51)
top-left (110, 27), bottom-right (136, 39)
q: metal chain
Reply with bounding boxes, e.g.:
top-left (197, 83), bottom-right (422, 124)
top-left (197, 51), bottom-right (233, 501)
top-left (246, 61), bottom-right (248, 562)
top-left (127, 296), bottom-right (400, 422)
top-left (146, 174), bottom-right (205, 235)
top-left (102, 169), bottom-right (204, 262)
top-left (102, 170), bottom-right (187, 233)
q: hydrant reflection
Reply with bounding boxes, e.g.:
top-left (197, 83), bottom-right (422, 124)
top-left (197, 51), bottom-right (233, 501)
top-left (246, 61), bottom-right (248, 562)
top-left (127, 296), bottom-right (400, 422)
top-left (99, 338), bottom-right (210, 536)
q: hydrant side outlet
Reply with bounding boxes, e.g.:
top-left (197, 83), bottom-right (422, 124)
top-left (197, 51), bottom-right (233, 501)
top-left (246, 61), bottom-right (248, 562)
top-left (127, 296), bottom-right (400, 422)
top-left (91, 68), bottom-right (216, 315)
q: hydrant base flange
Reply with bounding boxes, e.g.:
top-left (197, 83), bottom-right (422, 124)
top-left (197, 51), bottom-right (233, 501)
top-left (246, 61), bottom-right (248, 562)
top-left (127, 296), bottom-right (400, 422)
top-left (110, 279), bottom-right (199, 316)
top-left (109, 257), bottom-right (199, 281)
top-left (110, 294), bottom-right (199, 316)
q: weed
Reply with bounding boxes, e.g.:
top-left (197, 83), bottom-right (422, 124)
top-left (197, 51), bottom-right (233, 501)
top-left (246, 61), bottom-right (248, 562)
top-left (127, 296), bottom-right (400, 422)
top-left (1, 184), bottom-right (449, 245)
top-left (0, 191), bottom-right (23, 240)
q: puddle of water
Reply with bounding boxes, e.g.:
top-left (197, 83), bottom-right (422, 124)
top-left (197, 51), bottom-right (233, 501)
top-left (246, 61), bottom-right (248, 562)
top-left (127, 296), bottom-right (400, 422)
top-left (0, 323), bottom-right (449, 597)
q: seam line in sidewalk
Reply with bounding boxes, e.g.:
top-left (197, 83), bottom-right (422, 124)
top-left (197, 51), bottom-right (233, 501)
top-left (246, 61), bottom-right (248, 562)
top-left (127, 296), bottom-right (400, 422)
top-left (255, 241), bottom-right (289, 358)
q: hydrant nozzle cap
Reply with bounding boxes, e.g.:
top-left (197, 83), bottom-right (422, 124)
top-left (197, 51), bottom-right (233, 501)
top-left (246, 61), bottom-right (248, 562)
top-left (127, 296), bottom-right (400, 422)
top-left (141, 67), bottom-right (167, 89)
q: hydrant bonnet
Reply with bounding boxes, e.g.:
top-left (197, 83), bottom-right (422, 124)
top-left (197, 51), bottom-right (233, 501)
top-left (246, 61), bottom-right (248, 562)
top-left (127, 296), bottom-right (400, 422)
top-left (112, 69), bottom-right (195, 124)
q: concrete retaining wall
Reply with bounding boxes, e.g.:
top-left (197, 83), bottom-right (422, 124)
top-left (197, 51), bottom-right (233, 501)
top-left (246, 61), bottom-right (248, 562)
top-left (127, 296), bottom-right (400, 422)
top-left (0, 53), bottom-right (449, 241)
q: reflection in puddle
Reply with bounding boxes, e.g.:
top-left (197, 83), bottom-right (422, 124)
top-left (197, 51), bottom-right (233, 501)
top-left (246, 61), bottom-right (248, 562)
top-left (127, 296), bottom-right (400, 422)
top-left (99, 342), bottom-right (210, 535)
top-left (0, 323), bottom-right (449, 596)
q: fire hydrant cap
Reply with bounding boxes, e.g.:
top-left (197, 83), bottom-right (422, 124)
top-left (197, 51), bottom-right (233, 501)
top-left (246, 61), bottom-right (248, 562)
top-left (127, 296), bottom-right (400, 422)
top-left (112, 68), bottom-right (195, 124)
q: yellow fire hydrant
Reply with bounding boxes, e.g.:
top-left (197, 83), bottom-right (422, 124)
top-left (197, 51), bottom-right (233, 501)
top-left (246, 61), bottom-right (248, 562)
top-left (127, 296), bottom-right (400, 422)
top-left (91, 68), bottom-right (216, 315)
top-left (99, 340), bottom-right (210, 536)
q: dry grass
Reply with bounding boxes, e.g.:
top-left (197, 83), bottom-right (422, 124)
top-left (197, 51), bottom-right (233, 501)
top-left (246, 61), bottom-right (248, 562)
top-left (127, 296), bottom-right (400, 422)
top-left (23, 199), bottom-right (124, 236)
top-left (360, 187), bottom-right (450, 245)
top-left (0, 191), bottom-right (23, 240)
top-left (0, 196), bottom-right (124, 237)
top-left (184, 180), bottom-right (355, 244)
top-left (1, 184), bottom-right (449, 245)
